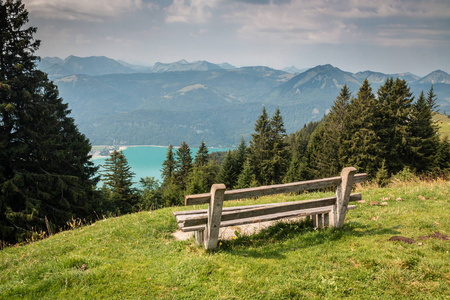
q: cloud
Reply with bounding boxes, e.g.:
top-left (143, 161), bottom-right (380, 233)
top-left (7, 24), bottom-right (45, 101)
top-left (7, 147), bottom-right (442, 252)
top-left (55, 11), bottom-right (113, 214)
top-left (165, 0), bottom-right (221, 24)
top-left (23, 0), bottom-right (146, 21)
top-left (223, 0), bottom-right (450, 47)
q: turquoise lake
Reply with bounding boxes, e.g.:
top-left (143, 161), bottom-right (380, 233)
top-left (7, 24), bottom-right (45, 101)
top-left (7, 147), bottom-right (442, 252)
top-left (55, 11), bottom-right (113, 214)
top-left (92, 146), bottom-right (229, 185)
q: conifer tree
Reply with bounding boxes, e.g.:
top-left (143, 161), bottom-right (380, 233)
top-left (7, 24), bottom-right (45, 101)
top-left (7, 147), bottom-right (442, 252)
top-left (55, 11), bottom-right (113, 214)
top-left (161, 144), bottom-right (175, 186)
top-left (194, 140), bottom-right (209, 167)
top-left (101, 150), bottom-right (137, 213)
top-left (249, 107), bottom-right (272, 185)
top-left (217, 149), bottom-right (237, 188)
top-left (377, 78), bottom-right (414, 174)
top-left (310, 85), bottom-right (352, 177)
top-left (235, 158), bottom-right (257, 189)
top-left (408, 90), bottom-right (440, 172)
top-left (268, 108), bottom-right (290, 183)
top-left (0, 0), bottom-right (98, 243)
top-left (345, 79), bottom-right (380, 176)
top-left (233, 136), bottom-right (247, 176)
top-left (174, 142), bottom-right (192, 190)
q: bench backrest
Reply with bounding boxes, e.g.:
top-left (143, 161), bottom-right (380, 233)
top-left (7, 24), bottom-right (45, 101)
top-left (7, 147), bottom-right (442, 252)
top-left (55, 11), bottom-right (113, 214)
top-left (185, 173), bottom-right (367, 205)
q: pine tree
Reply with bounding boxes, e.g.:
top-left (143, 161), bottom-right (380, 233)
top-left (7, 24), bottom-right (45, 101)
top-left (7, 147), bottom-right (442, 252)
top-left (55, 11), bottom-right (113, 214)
top-left (234, 136), bottom-right (247, 176)
top-left (377, 78), bottom-right (414, 174)
top-left (217, 149), bottom-right (237, 188)
top-left (0, 0), bottom-right (99, 243)
top-left (408, 90), bottom-right (440, 172)
top-left (344, 79), bottom-right (380, 176)
top-left (268, 108), bottom-right (290, 183)
top-left (235, 158), bottom-right (257, 189)
top-left (194, 140), bottom-right (209, 167)
top-left (161, 144), bottom-right (175, 186)
top-left (101, 150), bottom-right (137, 213)
top-left (174, 142), bottom-right (192, 190)
top-left (249, 107), bottom-right (272, 185)
top-left (311, 85), bottom-right (352, 177)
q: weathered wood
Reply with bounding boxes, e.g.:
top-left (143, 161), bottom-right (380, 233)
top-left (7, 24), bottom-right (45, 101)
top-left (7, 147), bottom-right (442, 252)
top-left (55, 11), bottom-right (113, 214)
top-left (183, 196), bottom-right (337, 228)
top-left (204, 184), bottom-right (226, 250)
top-left (333, 167), bottom-right (357, 228)
top-left (194, 230), bottom-right (204, 245)
top-left (185, 173), bottom-right (367, 206)
top-left (180, 206), bottom-right (336, 232)
top-left (175, 193), bottom-right (362, 225)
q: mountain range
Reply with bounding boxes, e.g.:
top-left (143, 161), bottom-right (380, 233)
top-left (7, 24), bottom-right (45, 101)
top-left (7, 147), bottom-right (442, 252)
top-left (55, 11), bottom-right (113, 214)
top-left (38, 56), bottom-right (450, 147)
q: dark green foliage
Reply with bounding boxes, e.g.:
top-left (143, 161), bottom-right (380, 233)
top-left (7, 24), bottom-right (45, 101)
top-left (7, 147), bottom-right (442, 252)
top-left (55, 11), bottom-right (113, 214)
top-left (194, 140), bottom-right (209, 167)
top-left (249, 107), bottom-right (290, 185)
top-left (234, 158), bottom-right (256, 189)
top-left (0, 0), bottom-right (99, 243)
top-left (408, 90), bottom-right (440, 172)
top-left (376, 159), bottom-right (390, 187)
top-left (377, 78), bottom-right (414, 174)
top-left (434, 136), bottom-right (450, 173)
top-left (217, 149), bottom-right (237, 188)
top-left (249, 107), bottom-right (272, 185)
top-left (161, 144), bottom-right (175, 186)
top-left (186, 161), bottom-right (220, 194)
top-left (174, 142), bottom-right (193, 190)
top-left (308, 85), bottom-right (352, 177)
top-left (268, 108), bottom-right (290, 184)
top-left (138, 177), bottom-right (162, 210)
top-left (345, 80), bottom-right (380, 176)
top-left (101, 150), bottom-right (138, 214)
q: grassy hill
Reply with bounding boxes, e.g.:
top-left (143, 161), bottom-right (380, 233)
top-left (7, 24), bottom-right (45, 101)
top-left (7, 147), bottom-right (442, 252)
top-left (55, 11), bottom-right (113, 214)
top-left (434, 112), bottom-right (450, 139)
top-left (1, 180), bottom-right (449, 299)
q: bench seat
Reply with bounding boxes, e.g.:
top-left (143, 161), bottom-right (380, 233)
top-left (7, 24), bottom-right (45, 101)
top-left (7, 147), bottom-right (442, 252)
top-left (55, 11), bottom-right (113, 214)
top-left (174, 193), bottom-right (361, 232)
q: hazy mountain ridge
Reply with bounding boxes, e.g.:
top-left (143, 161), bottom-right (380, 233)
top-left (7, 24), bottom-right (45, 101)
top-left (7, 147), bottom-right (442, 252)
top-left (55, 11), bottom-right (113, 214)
top-left (38, 56), bottom-right (450, 147)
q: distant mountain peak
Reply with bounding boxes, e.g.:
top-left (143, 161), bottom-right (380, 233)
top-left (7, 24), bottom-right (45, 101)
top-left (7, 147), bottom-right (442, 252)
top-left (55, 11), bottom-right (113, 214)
top-left (417, 70), bottom-right (450, 84)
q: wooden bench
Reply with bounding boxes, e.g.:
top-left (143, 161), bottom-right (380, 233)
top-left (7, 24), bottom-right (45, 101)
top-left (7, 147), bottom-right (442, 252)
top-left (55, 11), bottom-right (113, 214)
top-left (174, 167), bottom-right (367, 250)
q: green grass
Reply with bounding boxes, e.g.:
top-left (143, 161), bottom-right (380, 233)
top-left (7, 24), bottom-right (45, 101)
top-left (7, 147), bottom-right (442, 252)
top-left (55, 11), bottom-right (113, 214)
top-left (1, 180), bottom-right (449, 299)
top-left (434, 112), bottom-right (450, 139)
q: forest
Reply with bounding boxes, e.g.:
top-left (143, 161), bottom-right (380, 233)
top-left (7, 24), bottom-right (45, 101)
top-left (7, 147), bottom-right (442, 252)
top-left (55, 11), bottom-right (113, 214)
top-left (0, 0), bottom-right (449, 245)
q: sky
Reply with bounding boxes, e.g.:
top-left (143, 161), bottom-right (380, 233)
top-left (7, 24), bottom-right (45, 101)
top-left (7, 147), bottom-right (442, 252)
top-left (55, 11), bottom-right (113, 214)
top-left (23, 0), bottom-right (450, 76)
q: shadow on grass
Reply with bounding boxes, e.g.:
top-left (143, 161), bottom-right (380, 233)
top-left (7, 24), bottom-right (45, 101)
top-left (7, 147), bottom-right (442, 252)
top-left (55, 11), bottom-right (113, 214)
top-left (218, 219), bottom-right (402, 258)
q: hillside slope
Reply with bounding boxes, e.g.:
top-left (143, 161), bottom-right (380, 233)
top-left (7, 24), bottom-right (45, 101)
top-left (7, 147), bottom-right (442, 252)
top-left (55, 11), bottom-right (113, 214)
top-left (1, 181), bottom-right (449, 299)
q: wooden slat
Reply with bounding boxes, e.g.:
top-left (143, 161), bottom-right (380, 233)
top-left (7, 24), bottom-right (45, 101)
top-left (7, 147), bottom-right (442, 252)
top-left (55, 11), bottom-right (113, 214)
top-left (185, 173), bottom-right (367, 206)
top-left (180, 206), bottom-right (334, 232)
top-left (183, 196), bottom-right (336, 227)
top-left (175, 193), bottom-right (362, 220)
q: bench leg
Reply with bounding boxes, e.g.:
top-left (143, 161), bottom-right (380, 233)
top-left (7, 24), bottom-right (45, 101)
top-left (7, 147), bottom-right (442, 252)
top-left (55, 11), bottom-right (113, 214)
top-left (332, 167), bottom-right (356, 228)
top-left (317, 214), bottom-right (323, 228)
top-left (324, 213), bottom-right (329, 227)
top-left (194, 231), bottom-right (204, 245)
top-left (205, 184), bottom-right (226, 250)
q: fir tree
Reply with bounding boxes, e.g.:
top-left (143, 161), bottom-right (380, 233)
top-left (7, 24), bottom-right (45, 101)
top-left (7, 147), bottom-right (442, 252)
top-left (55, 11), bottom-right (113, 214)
top-left (217, 149), bottom-right (237, 188)
top-left (377, 78), bottom-right (414, 174)
top-left (235, 158), bottom-right (257, 189)
top-left (310, 85), bottom-right (352, 177)
top-left (268, 108), bottom-right (290, 183)
top-left (233, 136), bottom-right (247, 176)
top-left (101, 150), bottom-right (137, 213)
top-left (0, 0), bottom-right (99, 243)
top-left (408, 90), bottom-right (440, 172)
top-left (194, 140), bottom-right (209, 167)
top-left (174, 142), bottom-right (192, 190)
top-left (345, 79), bottom-right (380, 176)
top-left (161, 144), bottom-right (175, 186)
top-left (249, 107), bottom-right (272, 185)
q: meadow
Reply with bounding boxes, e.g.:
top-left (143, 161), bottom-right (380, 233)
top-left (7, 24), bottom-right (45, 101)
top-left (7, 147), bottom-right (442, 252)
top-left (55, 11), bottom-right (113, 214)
top-left (1, 179), bottom-right (449, 299)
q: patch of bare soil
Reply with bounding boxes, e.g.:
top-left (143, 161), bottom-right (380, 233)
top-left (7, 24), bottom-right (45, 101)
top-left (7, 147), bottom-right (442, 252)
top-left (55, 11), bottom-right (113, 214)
top-left (388, 236), bottom-right (416, 244)
top-left (417, 232), bottom-right (449, 240)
